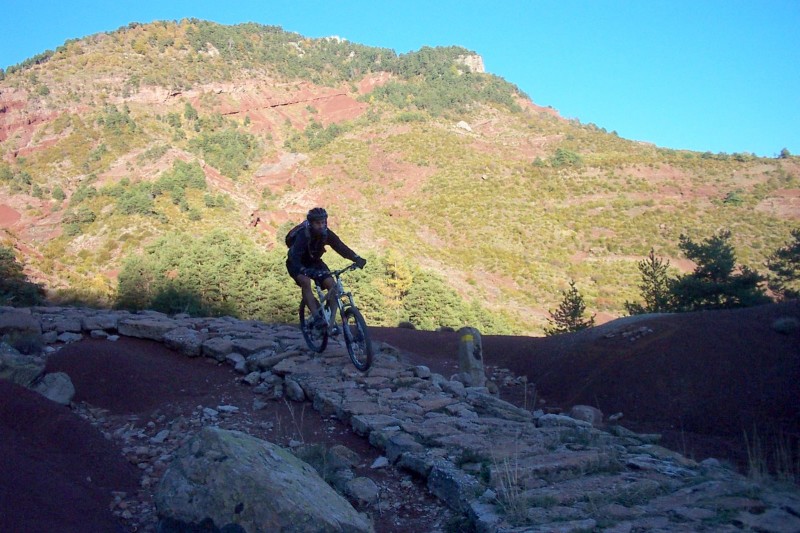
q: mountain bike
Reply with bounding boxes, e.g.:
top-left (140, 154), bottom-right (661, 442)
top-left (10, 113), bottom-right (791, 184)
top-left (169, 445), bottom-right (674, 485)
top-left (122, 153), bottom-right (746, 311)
top-left (299, 263), bottom-right (373, 371)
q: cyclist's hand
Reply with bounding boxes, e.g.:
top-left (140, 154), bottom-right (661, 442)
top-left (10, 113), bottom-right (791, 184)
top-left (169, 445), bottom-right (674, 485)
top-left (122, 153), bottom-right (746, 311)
top-left (354, 256), bottom-right (367, 269)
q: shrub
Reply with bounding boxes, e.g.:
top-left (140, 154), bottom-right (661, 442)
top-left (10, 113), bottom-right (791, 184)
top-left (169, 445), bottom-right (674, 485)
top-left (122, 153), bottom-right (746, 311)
top-left (723, 191), bottom-right (744, 206)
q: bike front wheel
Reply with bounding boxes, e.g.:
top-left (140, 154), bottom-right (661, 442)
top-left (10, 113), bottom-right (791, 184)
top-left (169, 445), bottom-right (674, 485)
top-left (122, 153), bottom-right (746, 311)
top-left (299, 299), bottom-right (328, 353)
top-left (342, 307), bottom-right (373, 371)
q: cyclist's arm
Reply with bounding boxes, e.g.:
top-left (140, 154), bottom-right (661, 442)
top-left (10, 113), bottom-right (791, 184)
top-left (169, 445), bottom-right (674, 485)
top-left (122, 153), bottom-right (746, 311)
top-left (326, 229), bottom-right (359, 262)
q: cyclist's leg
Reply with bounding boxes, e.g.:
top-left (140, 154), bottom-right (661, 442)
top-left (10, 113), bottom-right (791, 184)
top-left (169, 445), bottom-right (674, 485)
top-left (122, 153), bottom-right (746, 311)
top-left (288, 260), bottom-right (318, 315)
top-left (295, 274), bottom-right (320, 316)
top-left (305, 260), bottom-right (333, 306)
top-left (320, 276), bottom-right (339, 309)
top-left (317, 276), bottom-right (341, 333)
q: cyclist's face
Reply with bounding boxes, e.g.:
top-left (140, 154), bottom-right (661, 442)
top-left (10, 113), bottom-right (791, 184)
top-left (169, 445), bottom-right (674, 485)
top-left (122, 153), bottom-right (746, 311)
top-left (310, 219), bottom-right (327, 235)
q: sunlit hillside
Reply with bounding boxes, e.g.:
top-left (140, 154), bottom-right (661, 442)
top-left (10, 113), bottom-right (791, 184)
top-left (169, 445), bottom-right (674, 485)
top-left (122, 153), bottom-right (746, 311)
top-left (1, 20), bottom-right (798, 333)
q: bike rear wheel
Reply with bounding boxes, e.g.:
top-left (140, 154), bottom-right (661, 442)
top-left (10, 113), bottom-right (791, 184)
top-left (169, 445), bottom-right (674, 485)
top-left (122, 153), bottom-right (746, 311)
top-left (342, 306), bottom-right (373, 371)
top-left (299, 299), bottom-right (328, 352)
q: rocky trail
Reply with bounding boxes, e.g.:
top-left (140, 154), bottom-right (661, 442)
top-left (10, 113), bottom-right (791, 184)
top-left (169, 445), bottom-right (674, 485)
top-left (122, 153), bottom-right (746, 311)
top-left (1, 305), bottom-right (799, 532)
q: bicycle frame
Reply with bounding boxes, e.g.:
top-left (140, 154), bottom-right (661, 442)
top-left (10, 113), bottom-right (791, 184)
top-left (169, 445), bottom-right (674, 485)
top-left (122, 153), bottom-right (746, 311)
top-left (314, 263), bottom-right (358, 330)
top-left (300, 262), bottom-right (373, 371)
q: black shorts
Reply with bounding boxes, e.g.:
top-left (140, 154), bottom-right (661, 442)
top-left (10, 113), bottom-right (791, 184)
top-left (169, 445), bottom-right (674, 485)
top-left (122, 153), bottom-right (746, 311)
top-left (286, 258), bottom-right (330, 286)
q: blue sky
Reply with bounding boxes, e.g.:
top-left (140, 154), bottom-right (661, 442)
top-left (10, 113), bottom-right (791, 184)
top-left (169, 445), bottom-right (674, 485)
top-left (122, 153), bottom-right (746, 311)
top-left (2, 0), bottom-right (798, 157)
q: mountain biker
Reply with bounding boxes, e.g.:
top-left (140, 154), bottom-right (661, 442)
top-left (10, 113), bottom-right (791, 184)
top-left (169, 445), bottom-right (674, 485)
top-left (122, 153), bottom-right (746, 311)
top-left (286, 207), bottom-right (367, 329)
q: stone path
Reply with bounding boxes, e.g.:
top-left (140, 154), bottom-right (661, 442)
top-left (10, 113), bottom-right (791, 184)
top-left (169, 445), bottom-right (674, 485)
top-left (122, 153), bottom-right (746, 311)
top-left (6, 306), bottom-right (800, 532)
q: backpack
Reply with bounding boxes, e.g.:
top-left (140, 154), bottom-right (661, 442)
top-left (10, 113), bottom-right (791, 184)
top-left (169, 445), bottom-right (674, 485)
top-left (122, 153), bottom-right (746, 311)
top-left (285, 220), bottom-right (308, 248)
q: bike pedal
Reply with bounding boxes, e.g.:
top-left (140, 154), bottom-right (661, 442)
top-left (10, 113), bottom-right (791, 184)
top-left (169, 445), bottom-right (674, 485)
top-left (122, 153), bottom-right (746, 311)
top-left (330, 326), bottom-right (340, 336)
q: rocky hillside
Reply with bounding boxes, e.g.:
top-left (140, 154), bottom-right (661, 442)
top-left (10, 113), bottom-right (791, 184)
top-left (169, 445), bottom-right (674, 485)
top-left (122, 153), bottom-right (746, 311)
top-left (1, 20), bottom-right (798, 333)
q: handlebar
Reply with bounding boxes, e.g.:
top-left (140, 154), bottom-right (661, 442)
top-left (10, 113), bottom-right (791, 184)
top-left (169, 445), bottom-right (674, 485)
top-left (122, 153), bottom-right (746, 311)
top-left (330, 262), bottom-right (360, 277)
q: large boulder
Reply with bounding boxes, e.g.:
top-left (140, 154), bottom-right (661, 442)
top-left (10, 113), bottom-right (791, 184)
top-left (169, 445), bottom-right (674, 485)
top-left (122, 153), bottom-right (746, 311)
top-left (31, 372), bottom-right (75, 405)
top-left (0, 342), bottom-right (44, 387)
top-left (80, 311), bottom-right (121, 331)
top-left (203, 337), bottom-right (234, 361)
top-left (163, 327), bottom-right (207, 357)
top-left (117, 317), bottom-right (176, 341)
top-left (569, 404), bottom-right (604, 427)
top-left (0, 309), bottom-right (43, 354)
top-left (0, 342), bottom-right (73, 404)
top-left (154, 427), bottom-right (373, 533)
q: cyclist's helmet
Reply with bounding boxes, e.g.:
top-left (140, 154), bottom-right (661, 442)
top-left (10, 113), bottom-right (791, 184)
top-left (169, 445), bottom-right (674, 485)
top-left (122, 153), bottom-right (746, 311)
top-left (306, 207), bottom-right (328, 222)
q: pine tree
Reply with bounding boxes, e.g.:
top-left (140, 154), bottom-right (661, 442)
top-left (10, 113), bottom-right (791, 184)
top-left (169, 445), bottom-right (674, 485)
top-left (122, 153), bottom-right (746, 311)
top-left (545, 280), bottom-right (595, 336)
top-left (625, 249), bottom-right (673, 314)
top-left (767, 228), bottom-right (800, 300)
top-left (670, 230), bottom-right (769, 311)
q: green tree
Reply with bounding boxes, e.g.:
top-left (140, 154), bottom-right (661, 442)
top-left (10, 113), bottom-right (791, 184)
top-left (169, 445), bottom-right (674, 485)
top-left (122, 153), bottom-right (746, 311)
top-left (188, 128), bottom-right (259, 179)
top-left (376, 250), bottom-right (414, 325)
top-left (0, 163), bottom-right (13, 182)
top-left (545, 280), bottom-right (595, 336)
top-left (0, 245), bottom-right (44, 306)
top-left (165, 112), bottom-right (182, 129)
top-left (767, 229), bottom-right (800, 300)
top-left (62, 206), bottom-right (97, 237)
top-left (550, 148), bottom-right (582, 167)
top-left (52, 186), bottom-right (66, 201)
top-left (625, 249), bottom-right (673, 314)
top-left (100, 104), bottom-right (137, 136)
top-left (184, 102), bottom-right (199, 121)
top-left (115, 230), bottom-right (297, 322)
top-left (154, 160), bottom-right (206, 206)
top-left (403, 272), bottom-right (464, 330)
top-left (115, 254), bottom-right (157, 310)
top-left (670, 230), bottom-right (769, 311)
top-left (69, 184), bottom-right (97, 206)
top-left (116, 183), bottom-right (155, 215)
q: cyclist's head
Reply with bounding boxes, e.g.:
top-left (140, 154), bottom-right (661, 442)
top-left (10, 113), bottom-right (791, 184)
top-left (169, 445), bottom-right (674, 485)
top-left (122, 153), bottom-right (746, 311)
top-left (307, 207), bottom-right (328, 222)
top-left (306, 207), bottom-right (328, 237)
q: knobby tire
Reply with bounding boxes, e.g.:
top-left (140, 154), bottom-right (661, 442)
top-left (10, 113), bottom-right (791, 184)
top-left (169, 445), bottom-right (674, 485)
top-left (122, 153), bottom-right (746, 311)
top-left (342, 306), bottom-right (373, 372)
top-left (299, 299), bottom-right (328, 353)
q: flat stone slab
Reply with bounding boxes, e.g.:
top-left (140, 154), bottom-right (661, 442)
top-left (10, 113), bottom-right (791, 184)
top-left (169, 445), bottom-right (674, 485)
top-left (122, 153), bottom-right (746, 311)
top-left (118, 318), bottom-right (176, 341)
